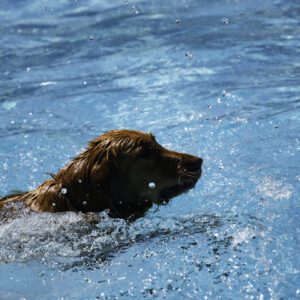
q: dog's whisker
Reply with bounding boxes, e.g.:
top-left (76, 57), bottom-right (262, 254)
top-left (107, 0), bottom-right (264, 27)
top-left (180, 170), bottom-right (201, 179)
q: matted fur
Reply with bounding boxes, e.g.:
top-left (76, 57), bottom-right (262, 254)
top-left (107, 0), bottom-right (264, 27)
top-left (0, 130), bottom-right (203, 218)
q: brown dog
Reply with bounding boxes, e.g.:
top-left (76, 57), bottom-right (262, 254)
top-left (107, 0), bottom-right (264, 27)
top-left (0, 130), bottom-right (202, 218)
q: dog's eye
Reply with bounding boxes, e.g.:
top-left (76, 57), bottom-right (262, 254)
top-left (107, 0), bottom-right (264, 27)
top-left (138, 145), bottom-right (156, 159)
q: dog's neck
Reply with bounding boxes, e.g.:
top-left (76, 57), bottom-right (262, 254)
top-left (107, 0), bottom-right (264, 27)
top-left (17, 176), bottom-right (110, 213)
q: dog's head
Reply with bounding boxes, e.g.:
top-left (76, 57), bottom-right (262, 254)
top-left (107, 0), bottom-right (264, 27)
top-left (86, 130), bottom-right (202, 218)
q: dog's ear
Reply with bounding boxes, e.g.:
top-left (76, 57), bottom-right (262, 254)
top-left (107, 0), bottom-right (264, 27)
top-left (106, 146), bottom-right (120, 168)
top-left (90, 153), bottom-right (111, 185)
top-left (90, 143), bottom-right (123, 183)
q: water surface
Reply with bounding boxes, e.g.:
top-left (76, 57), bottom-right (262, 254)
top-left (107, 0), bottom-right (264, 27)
top-left (0, 0), bottom-right (299, 299)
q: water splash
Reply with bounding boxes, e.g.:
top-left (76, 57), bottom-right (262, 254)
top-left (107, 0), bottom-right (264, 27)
top-left (0, 202), bottom-right (264, 271)
top-left (257, 176), bottom-right (293, 200)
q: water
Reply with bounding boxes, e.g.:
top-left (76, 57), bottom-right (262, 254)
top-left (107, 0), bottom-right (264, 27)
top-left (0, 0), bottom-right (299, 299)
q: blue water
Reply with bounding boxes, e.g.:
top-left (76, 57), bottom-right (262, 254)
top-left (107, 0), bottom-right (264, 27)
top-left (0, 0), bottom-right (299, 299)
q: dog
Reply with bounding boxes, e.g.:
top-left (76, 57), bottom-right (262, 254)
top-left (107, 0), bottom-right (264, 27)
top-left (0, 130), bottom-right (203, 218)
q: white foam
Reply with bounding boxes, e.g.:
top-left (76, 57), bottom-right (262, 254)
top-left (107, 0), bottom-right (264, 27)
top-left (2, 101), bottom-right (17, 110)
top-left (232, 227), bottom-right (256, 247)
top-left (195, 67), bottom-right (215, 75)
top-left (39, 81), bottom-right (56, 86)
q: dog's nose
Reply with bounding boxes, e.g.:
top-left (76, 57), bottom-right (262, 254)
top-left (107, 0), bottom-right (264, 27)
top-left (196, 157), bottom-right (203, 168)
top-left (192, 157), bottom-right (203, 171)
top-left (181, 155), bottom-right (203, 172)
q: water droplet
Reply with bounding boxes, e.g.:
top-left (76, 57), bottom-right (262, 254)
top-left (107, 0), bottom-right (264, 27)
top-left (223, 18), bottom-right (229, 24)
top-left (119, 201), bottom-right (123, 205)
top-left (78, 179), bottom-right (82, 183)
top-left (83, 201), bottom-right (87, 206)
top-left (83, 81), bottom-right (87, 85)
top-left (185, 52), bottom-right (193, 59)
top-left (60, 188), bottom-right (67, 194)
top-left (148, 182), bottom-right (156, 189)
top-left (52, 202), bottom-right (56, 207)
top-left (145, 23), bottom-right (150, 32)
top-left (26, 67), bottom-right (31, 72)
top-left (176, 19), bottom-right (181, 24)
top-left (89, 35), bottom-right (94, 40)
top-left (131, 5), bottom-right (140, 15)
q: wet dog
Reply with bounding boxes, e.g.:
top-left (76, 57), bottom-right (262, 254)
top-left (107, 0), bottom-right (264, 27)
top-left (0, 130), bottom-right (202, 218)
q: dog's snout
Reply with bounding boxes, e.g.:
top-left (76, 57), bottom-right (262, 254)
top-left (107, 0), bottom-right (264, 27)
top-left (196, 157), bottom-right (203, 168)
top-left (179, 154), bottom-right (203, 172)
top-left (191, 156), bottom-right (203, 171)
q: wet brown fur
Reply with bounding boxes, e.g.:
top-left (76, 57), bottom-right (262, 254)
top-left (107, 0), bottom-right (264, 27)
top-left (0, 130), bottom-right (202, 218)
